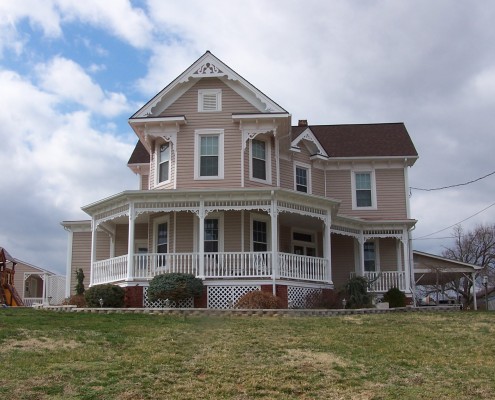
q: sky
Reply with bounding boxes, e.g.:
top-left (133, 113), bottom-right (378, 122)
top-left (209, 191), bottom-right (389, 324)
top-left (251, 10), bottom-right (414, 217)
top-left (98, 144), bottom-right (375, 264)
top-left (0, 0), bottom-right (494, 276)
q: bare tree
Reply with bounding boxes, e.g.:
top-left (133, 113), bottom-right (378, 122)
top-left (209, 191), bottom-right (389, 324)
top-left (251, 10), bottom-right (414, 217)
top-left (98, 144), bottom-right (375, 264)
top-left (442, 224), bottom-right (495, 307)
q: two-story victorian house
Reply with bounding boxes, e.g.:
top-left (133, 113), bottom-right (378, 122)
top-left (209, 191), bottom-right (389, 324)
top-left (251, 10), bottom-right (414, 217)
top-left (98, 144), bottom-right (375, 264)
top-left (62, 52), bottom-right (418, 308)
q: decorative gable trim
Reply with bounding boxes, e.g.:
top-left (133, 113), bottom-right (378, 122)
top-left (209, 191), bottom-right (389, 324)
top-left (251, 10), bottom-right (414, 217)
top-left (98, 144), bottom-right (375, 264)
top-left (291, 128), bottom-right (328, 157)
top-left (131, 51), bottom-right (287, 118)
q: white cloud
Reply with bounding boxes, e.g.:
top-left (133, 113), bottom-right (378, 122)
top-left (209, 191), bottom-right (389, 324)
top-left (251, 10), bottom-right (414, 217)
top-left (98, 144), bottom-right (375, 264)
top-left (56, 0), bottom-right (152, 48)
top-left (35, 56), bottom-right (131, 117)
top-left (0, 67), bottom-right (136, 273)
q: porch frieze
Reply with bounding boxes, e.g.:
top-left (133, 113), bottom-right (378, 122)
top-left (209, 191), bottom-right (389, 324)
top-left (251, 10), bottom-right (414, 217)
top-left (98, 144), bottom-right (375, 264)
top-left (277, 200), bottom-right (327, 221)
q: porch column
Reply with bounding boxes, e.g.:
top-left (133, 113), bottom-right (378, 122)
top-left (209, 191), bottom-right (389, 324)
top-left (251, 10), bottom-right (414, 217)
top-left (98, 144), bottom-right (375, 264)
top-left (358, 233), bottom-right (365, 276)
top-left (198, 201), bottom-right (205, 279)
top-left (472, 272), bottom-right (478, 310)
top-left (323, 211), bottom-right (332, 284)
top-left (270, 194), bottom-right (279, 295)
top-left (402, 228), bottom-right (411, 293)
top-left (126, 202), bottom-right (135, 281)
top-left (90, 219), bottom-right (97, 287)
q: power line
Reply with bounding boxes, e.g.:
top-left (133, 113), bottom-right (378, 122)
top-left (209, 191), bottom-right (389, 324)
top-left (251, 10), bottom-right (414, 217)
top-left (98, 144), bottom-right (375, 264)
top-left (414, 201), bottom-right (495, 240)
top-left (410, 170), bottom-right (495, 192)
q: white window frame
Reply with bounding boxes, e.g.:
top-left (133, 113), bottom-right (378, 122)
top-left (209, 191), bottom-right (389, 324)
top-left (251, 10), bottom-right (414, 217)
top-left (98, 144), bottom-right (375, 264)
top-left (249, 137), bottom-right (272, 184)
top-left (153, 215), bottom-right (170, 253)
top-left (198, 89), bottom-right (222, 112)
top-left (351, 170), bottom-right (377, 210)
top-left (155, 142), bottom-right (171, 186)
top-left (194, 212), bottom-right (224, 252)
top-left (294, 161), bottom-right (312, 194)
top-left (250, 213), bottom-right (271, 252)
top-left (134, 239), bottom-right (149, 254)
top-left (194, 129), bottom-right (224, 180)
top-left (290, 228), bottom-right (317, 256)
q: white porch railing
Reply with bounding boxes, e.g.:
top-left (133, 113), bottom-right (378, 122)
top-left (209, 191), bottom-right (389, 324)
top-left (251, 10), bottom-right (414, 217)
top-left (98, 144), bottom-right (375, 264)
top-left (93, 255), bottom-right (127, 285)
top-left (23, 297), bottom-right (44, 307)
top-left (279, 253), bottom-right (328, 282)
top-left (351, 271), bottom-right (406, 292)
top-left (92, 252), bottom-right (328, 284)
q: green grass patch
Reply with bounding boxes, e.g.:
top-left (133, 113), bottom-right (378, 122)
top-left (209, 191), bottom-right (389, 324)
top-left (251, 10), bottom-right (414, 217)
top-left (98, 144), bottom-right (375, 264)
top-left (0, 309), bottom-right (494, 399)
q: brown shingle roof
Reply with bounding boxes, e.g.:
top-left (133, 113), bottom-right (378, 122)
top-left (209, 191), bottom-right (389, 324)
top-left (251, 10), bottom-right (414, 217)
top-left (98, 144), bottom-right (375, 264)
top-left (292, 123), bottom-right (418, 158)
top-left (127, 141), bottom-right (150, 164)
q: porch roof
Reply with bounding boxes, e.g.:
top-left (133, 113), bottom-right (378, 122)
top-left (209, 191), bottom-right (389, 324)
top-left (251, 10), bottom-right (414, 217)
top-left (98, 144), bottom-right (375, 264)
top-left (413, 250), bottom-right (482, 286)
top-left (81, 187), bottom-right (341, 223)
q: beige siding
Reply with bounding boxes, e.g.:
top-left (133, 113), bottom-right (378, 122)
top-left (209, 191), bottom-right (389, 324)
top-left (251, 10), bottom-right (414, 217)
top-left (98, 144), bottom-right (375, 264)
top-left (175, 212), bottom-right (195, 252)
top-left (331, 234), bottom-right (356, 289)
top-left (326, 169), bottom-right (352, 211)
top-left (312, 167), bottom-right (325, 197)
top-left (379, 238), bottom-right (399, 271)
top-left (140, 174), bottom-right (149, 190)
top-left (114, 223), bottom-right (148, 256)
top-left (224, 211), bottom-right (242, 252)
top-left (157, 78), bottom-right (259, 190)
top-left (326, 168), bottom-right (407, 219)
top-left (69, 231), bottom-right (92, 296)
top-left (279, 158), bottom-right (293, 190)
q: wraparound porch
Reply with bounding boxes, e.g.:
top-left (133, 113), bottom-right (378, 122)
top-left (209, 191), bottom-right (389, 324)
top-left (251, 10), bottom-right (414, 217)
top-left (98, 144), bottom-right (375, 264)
top-left (93, 251), bottom-right (330, 285)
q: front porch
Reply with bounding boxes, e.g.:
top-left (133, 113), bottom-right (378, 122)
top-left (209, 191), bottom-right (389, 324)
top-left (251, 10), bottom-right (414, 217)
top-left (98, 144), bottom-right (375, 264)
top-left (350, 271), bottom-right (407, 293)
top-left (93, 251), bottom-right (329, 285)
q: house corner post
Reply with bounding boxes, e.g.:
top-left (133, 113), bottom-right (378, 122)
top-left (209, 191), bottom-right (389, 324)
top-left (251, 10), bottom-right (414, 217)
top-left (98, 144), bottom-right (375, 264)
top-left (198, 200), bottom-right (205, 279)
top-left (402, 228), bottom-right (411, 293)
top-left (323, 211), bottom-right (332, 284)
top-left (358, 233), bottom-right (365, 277)
top-left (90, 218), bottom-right (97, 287)
top-left (270, 194), bottom-right (279, 296)
top-left (127, 202), bottom-right (135, 282)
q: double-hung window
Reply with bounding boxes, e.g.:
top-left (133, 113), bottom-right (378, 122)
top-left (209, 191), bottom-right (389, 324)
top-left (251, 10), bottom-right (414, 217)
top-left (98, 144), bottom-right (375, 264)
top-left (364, 241), bottom-right (376, 272)
top-left (204, 219), bottom-right (219, 253)
top-left (157, 143), bottom-right (170, 184)
top-left (156, 222), bottom-right (168, 253)
top-left (352, 171), bottom-right (376, 209)
top-left (252, 140), bottom-right (266, 180)
top-left (195, 129), bottom-right (224, 179)
top-left (294, 162), bottom-right (311, 193)
top-left (252, 220), bottom-right (268, 252)
top-left (250, 138), bottom-right (271, 183)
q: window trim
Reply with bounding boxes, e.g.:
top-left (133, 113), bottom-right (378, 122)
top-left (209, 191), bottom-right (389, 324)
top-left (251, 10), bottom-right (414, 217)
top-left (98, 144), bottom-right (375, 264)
top-left (249, 137), bottom-right (272, 184)
top-left (250, 213), bottom-right (271, 252)
top-left (156, 142), bottom-right (171, 186)
top-left (194, 129), bottom-right (224, 180)
top-left (290, 228), bottom-right (317, 256)
top-left (193, 212), bottom-right (224, 253)
top-left (153, 215), bottom-right (170, 254)
top-left (294, 161), bottom-right (312, 194)
top-left (364, 239), bottom-right (380, 272)
top-left (198, 89), bottom-right (222, 112)
top-left (351, 170), bottom-right (377, 210)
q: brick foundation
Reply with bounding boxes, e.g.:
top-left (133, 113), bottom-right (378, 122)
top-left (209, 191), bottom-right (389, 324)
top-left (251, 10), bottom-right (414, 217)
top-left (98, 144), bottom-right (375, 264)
top-left (124, 286), bottom-right (144, 308)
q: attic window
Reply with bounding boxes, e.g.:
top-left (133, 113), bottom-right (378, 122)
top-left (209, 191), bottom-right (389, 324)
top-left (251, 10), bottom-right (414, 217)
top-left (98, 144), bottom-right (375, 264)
top-left (198, 89), bottom-right (222, 112)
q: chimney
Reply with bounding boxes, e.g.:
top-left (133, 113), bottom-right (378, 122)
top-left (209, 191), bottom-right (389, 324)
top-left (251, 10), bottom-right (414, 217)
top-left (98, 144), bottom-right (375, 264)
top-left (298, 120), bottom-right (308, 127)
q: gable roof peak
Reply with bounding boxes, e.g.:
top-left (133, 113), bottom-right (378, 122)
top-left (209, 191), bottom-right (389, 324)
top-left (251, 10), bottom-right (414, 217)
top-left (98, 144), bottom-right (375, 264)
top-left (131, 51), bottom-right (287, 119)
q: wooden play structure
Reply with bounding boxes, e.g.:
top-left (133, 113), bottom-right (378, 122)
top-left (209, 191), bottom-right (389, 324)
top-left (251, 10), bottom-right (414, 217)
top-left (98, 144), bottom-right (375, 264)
top-left (0, 247), bottom-right (24, 306)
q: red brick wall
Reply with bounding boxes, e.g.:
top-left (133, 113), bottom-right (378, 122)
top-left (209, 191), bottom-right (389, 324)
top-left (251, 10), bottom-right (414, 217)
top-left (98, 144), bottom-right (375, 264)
top-left (125, 286), bottom-right (143, 308)
top-left (195, 288), bottom-right (208, 308)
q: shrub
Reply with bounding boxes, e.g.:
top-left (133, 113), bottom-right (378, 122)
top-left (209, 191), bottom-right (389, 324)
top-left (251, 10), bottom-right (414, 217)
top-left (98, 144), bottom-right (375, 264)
top-left (345, 276), bottom-right (372, 308)
top-left (85, 284), bottom-right (125, 308)
top-left (147, 273), bottom-right (203, 303)
top-left (64, 294), bottom-right (87, 308)
top-left (383, 287), bottom-right (406, 308)
top-left (304, 290), bottom-right (345, 309)
top-left (235, 290), bottom-right (284, 309)
top-left (75, 268), bottom-right (85, 295)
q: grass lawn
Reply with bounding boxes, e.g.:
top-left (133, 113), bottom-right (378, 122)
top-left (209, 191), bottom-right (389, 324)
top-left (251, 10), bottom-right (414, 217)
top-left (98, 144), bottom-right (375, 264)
top-left (0, 309), bottom-right (494, 399)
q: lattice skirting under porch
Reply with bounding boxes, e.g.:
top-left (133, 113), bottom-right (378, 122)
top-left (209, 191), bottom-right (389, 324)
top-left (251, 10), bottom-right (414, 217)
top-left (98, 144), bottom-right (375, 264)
top-left (143, 287), bottom-right (194, 308)
top-left (288, 286), bottom-right (322, 309)
top-left (207, 285), bottom-right (261, 309)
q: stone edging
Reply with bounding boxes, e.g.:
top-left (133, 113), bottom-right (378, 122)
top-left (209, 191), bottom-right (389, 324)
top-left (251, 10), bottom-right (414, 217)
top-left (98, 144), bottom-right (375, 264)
top-left (39, 305), bottom-right (461, 317)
